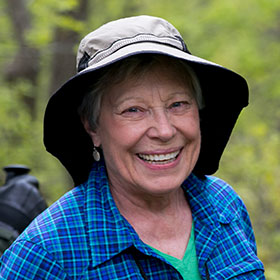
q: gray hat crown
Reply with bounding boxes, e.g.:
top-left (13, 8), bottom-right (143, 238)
top-left (77, 15), bottom-right (187, 72)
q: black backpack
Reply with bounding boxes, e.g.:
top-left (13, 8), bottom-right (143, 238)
top-left (0, 165), bottom-right (48, 254)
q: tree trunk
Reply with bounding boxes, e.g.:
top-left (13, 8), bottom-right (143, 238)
top-left (4, 0), bottom-right (40, 119)
top-left (49, 0), bottom-right (89, 95)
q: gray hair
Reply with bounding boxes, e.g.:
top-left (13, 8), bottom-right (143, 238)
top-left (78, 54), bottom-right (204, 132)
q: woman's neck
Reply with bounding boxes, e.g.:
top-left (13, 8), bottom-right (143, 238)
top-left (111, 185), bottom-right (192, 259)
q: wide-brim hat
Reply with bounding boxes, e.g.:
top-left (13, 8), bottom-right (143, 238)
top-left (44, 15), bottom-right (249, 185)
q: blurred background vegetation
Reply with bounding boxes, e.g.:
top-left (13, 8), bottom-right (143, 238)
top-left (0, 0), bottom-right (279, 277)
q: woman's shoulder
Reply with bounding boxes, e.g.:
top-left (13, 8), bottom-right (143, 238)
top-left (187, 173), bottom-right (239, 200)
top-left (18, 183), bottom-right (88, 251)
top-left (203, 175), bottom-right (239, 200)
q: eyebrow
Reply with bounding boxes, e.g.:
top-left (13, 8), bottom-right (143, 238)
top-left (110, 96), bottom-right (146, 108)
top-left (123, 90), bottom-right (190, 101)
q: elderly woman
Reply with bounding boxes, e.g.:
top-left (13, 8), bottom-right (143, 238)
top-left (0, 15), bottom-right (264, 279)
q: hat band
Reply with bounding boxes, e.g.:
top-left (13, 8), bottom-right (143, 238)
top-left (88, 34), bottom-right (184, 68)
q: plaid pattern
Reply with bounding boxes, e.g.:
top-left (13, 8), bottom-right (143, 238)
top-left (0, 161), bottom-right (265, 279)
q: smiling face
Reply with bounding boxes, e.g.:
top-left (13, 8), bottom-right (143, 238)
top-left (87, 61), bottom-right (201, 197)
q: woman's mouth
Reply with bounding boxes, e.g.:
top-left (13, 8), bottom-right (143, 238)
top-left (137, 150), bottom-right (181, 165)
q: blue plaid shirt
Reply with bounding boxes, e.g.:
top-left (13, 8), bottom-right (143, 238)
top-left (0, 161), bottom-right (265, 279)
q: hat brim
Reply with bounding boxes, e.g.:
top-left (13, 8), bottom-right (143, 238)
top-left (44, 43), bottom-right (249, 185)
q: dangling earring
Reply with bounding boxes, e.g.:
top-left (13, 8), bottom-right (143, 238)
top-left (93, 146), bottom-right (100, 161)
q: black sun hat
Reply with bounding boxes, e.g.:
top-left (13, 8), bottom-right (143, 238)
top-left (44, 15), bottom-right (249, 185)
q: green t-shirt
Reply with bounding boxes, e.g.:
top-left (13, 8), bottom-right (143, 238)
top-left (148, 223), bottom-right (202, 279)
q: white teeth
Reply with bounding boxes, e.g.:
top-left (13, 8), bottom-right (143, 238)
top-left (138, 150), bottom-right (180, 163)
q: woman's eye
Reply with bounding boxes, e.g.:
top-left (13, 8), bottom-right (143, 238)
top-left (171, 102), bottom-right (183, 108)
top-left (121, 106), bottom-right (146, 118)
top-left (127, 107), bottom-right (140, 113)
top-left (123, 107), bottom-right (141, 114)
top-left (169, 101), bottom-right (190, 110)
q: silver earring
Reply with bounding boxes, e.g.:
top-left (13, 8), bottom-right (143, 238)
top-left (93, 147), bottom-right (100, 161)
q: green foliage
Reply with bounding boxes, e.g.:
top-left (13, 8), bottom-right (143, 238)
top-left (0, 0), bottom-right (279, 277)
top-left (0, 82), bottom-right (35, 166)
top-left (27, 0), bottom-right (84, 47)
top-left (0, 80), bottom-right (70, 204)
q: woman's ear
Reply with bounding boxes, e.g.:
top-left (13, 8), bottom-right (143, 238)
top-left (82, 119), bottom-right (102, 147)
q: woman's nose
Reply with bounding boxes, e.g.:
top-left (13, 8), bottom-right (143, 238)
top-left (147, 108), bottom-right (176, 141)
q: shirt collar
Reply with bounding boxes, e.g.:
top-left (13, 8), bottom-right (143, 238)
top-left (183, 174), bottom-right (220, 228)
top-left (84, 161), bottom-right (153, 267)
top-left (183, 173), bottom-right (240, 270)
top-left (183, 173), bottom-right (239, 225)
